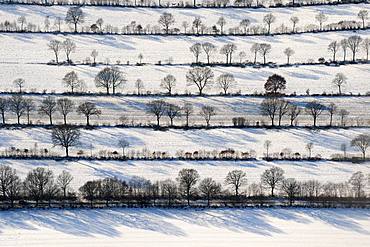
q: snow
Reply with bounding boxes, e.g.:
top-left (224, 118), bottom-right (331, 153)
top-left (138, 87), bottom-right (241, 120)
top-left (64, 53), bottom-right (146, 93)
top-left (0, 208), bottom-right (370, 247)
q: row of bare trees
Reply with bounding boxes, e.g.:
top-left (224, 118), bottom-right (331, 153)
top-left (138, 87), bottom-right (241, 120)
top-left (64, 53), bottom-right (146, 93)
top-left (1, 165), bottom-right (369, 209)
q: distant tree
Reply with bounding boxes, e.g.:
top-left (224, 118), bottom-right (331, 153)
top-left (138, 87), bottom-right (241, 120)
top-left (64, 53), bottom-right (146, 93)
top-left (260, 97), bottom-right (279, 126)
top-left (158, 12), bottom-right (175, 34)
top-left (79, 181), bottom-right (99, 207)
top-left (48, 40), bottom-right (62, 63)
top-left (135, 79), bottom-right (145, 95)
top-left (341, 143), bottom-right (347, 158)
top-left (65, 7), bottom-right (85, 32)
top-left (284, 48), bottom-right (294, 64)
top-left (328, 41), bottom-right (340, 62)
top-left (306, 142), bottom-right (314, 158)
top-left (118, 138), bottom-right (130, 156)
top-left (52, 125), bottom-right (80, 157)
top-left (305, 101), bottom-right (326, 127)
top-left (287, 103), bottom-right (301, 126)
top-left (192, 17), bottom-right (203, 34)
top-left (332, 73), bottom-right (347, 95)
top-left (189, 43), bottom-right (202, 63)
top-left (23, 167), bottom-right (54, 206)
top-left (177, 168), bottom-right (200, 206)
top-left (17, 16), bottom-right (26, 31)
top-left (146, 100), bottom-right (167, 127)
top-left (217, 73), bottom-right (236, 94)
top-left (263, 13), bottom-right (276, 34)
top-left (198, 178), bottom-right (221, 207)
top-left (182, 21), bottom-right (189, 33)
top-left (349, 171), bottom-right (366, 198)
top-left (166, 103), bottom-right (181, 126)
top-left (315, 12), bottom-right (328, 31)
top-left (220, 43), bottom-right (237, 64)
top-left (13, 78), bottom-right (25, 93)
top-left (339, 109), bottom-right (349, 126)
top-left (62, 38), bottom-right (76, 63)
top-left (62, 71), bottom-right (84, 93)
top-left (138, 53), bottom-right (143, 64)
top-left (96, 18), bottom-right (104, 31)
top-left (182, 102), bottom-right (193, 127)
top-left (57, 98), bottom-right (75, 125)
top-left (347, 35), bottom-right (363, 61)
top-left (202, 42), bottom-right (217, 64)
top-left (362, 38), bottom-right (370, 61)
top-left (341, 39), bottom-right (349, 61)
top-left (224, 170), bottom-right (247, 197)
top-left (24, 98), bottom-right (35, 125)
top-left (258, 43), bottom-right (272, 64)
top-left (8, 95), bottom-right (26, 124)
top-left (77, 102), bottom-right (101, 126)
top-left (250, 43), bottom-right (261, 64)
top-left (160, 179), bottom-right (177, 206)
top-left (261, 167), bottom-right (285, 197)
top-left (91, 49), bottom-right (98, 64)
top-left (238, 51), bottom-right (247, 63)
top-left (327, 102), bottom-right (337, 126)
top-left (186, 67), bottom-right (214, 95)
top-left (358, 10), bottom-right (368, 29)
top-left (95, 67), bottom-right (126, 95)
top-left (0, 97), bottom-right (8, 124)
top-left (200, 105), bottom-right (216, 127)
top-left (264, 74), bottom-right (286, 95)
top-left (38, 96), bottom-right (57, 125)
top-left (276, 99), bottom-right (289, 126)
top-left (264, 140), bottom-right (272, 158)
top-left (240, 19), bottom-right (250, 34)
top-left (0, 166), bottom-right (21, 207)
top-left (351, 134), bottom-right (370, 159)
top-left (57, 170), bottom-right (73, 199)
top-left (281, 178), bottom-right (300, 206)
top-left (217, 17), bottom-right (226, 34)
top-left (160, 74), bottom-right (176, 95)
top-left (290, 16), bottom-right (299, 33)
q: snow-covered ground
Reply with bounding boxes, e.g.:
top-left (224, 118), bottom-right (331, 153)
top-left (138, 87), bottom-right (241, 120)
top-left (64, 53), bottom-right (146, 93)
top-left (0, 3), bottom-right (368, 33)
top-left (0, 30), bottom-right (369, 64)
top-left (1, 127), bottom-right (369, 156)
top-left (1, 63), bottom-right (370, 95)
top-left (1, 208), bottom-right (370, 247)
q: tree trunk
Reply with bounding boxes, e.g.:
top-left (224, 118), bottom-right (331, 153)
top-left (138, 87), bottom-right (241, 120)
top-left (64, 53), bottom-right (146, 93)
top-left (86, 115), bottom-right (90, 126)
top-left (49, 115), bottom-right (53, 125)
top-left (65, 146), bottom-right (69, 157)
top-left (1, 112), bottom-right (5, 124)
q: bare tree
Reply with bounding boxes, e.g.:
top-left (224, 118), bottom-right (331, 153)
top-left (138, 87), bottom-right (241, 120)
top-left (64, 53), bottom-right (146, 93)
top-left (202, 42), bottom-right (217, 64)
top-left (250, 43), bottom-right (261, 64)
top-left (0, 97), bottom-right (8, 124)
top-left (0, 166), bottom-right (21, 207)
top-left (198, 178), bottom-right (221, 207)
top-left (358, 10), bottom-right (368, 29)
top-left (261, 167), bottom-right (285, 197)
top-left (57, 170), bottom-right (73, 199)
top-left (135, 79), bottom-right (145, 95)
top-left (327, 102), bottom-right (337, 126)
top-left (339, 109), bottom-right (349, 126)
top-left (306, 142), bottom-right (314, 158)
top-left (200, 105), bottom-right (216, 127)
top-left (217, 73), bottom-right (236, 94)
top-left (266, 73), bottom-right (286, 95)
top-left (351, 134), bottom-right (370, 159)
top-left (38, 96), bottom-right (57, 125)
top-left (260, 97), bottom-right (279, 126)
top-left (263, 13), bottom-right (276, 34)
top-left (284, 47), bottom-right (294, 64)
top-left (57, 98), bottom-right (75, 125)
top-left (328, 41), bottom-right (340, 62)
top-left (341, 39), bottom-right (349, 62)
top-left (166, 103), bottom-right (181, 126)
top-left (65, 7), bottom-right (85, 32)
top-left (238, 51), bottom-right (247, 63)
top-left (287, 103), bottom-right (301, 126)
top-left (240, 19), bottom-right (250, 34)
top-left (192, 17), bottom-right (202, 34)
top-left (220, 43), bottom-right (237, 64)
top-left (217, 17), bottom-right (226, 34)
top-left (290, 16), bottom-right (299, 33)
top-left (158, 12), bottom-right (175, 34)
top-left (24, 98), bottom-right (35, 125)
top-left (79, 180), bottom-right (99, 208)
top-left (77, 102), bottom-right (101, 126)
top-left (118, 138), bottom-right (130, 156)
top-left (347, 35), bottom-right (363, 61)
top-left (95, 67), bottom-right (126, 95)
top-left (24, 167), bottom-right (54, 206)
top-left (305, 101), bottom-right (326, 127)
top-left (177, 168), bottom-right (199, 206)
top-left (48, 39), bottom-right (62, 63)
top-left (52, 125), bottom-right (80, 157)
top-left (258, 43), bottom-right (272, 64)
top-left (281, 178), bottom-right (300, 206)
top-left (362, 38), bottom-right (370, 61)
top-left (189, 43), bottom-right (202, 63)
top-left (63, 38), bottom-right (76, 63)
top-left (186, 67), bottom-right (214, 95)
top-left (264, 140), bottom-right (272, 158)
top-left (332, 73), bottom-right (347, 95)
top-left (182, 102), bottom-right (193, 127)
top-left (17, 16), bottom-right (26, 31)
top-left (160, 179), bottom-right (177, 206)
top-left (276, 99), bottom-right (289, 126)
top-left (13, 78), bottom-right (25, 93)
top-left (62, 71), bottom-right (84, 93)
top-left (225, 170), bottom-right (247, 197)
top-left (349, 171), bottom-right (366, 198)
top-left (8, 95), bottom-right (26, 124)
top-left (160, 74), bottom-right (176, 95)
top-left (315, 12), bottom-right (328, 31)
top-left (91, 49), bottom-right (98, 64)
top-left (146, 100), bottom-right (167, 127)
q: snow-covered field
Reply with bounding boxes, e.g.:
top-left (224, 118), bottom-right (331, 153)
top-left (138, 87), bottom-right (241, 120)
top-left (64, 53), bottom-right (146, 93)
top-left (1, 127), bottom-right (369, 156)
top-left (0, 31), bottom-right (369, 64)
top-left (1, 208), bottom-right (370, 247)
top-left (0, 3), bottom-right (368, 32)
top-left (1, 63), bottom-right (370, 95)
